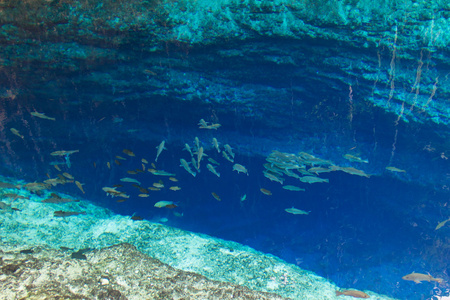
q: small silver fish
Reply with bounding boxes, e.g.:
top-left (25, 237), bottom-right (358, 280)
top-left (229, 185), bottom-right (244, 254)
top-left (232, 163), bottom-right (248, 176)
top-left (206, 163), bottom-right (220, 177)
top-left (285, 207), bottom-right (310, 215)
top-left (180, 159), bottom-right (196, 177)
top-left (120, 177), bottom-right (141, 185)
top-left (155, 140), bottom-right (166, 162)
top-left (212, 138), bottom-right (220, 153)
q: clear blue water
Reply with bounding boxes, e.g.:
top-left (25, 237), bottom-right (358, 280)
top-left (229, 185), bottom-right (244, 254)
top-left (1, 90), bottom-right (448, 299)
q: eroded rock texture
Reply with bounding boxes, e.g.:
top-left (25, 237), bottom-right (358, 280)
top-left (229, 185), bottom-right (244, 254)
top-left (0, 243), bottom-right (288, 300)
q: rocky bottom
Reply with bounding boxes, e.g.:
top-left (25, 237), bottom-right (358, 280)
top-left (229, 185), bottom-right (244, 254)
top-left (0, 243), bottom-right (287, 300)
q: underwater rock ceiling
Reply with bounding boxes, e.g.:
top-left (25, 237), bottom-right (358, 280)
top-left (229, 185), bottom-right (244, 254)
top-left (0, 0), bottom-right (450, 191)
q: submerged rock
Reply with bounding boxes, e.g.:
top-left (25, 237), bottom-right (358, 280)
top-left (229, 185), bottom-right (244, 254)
top-left (0, 243), bottom-right (288, 300)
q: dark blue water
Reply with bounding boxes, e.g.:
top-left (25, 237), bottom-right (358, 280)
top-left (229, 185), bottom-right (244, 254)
top-left (1, 99), bottom-right (448, 300)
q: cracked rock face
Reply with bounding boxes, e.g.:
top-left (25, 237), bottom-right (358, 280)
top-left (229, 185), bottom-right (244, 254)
top-left (0, 243), bottom-right (288, 300)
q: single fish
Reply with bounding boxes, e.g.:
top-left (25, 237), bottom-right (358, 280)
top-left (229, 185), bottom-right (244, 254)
top-left (23, 182), bottom-right (49, 192)
top-left (402, 272), bottom-right (443, 284)
top-left (169, 186), bottom-right (181, 191)
top-left (62, 172), bottom-right (74, 180)
top-left (206, 123), bottom-right (221, 130)
top-left (155, 140), bottom-right (166, 162)
top-left (282, 185), bottom-right (305, 192)
top-left (134, 186), bottom-right (148, 194)
top-left (191, 157), bottom-right (201, 172)
top-left (154, 200), bottom-right (177, 208)
top-left (208, 157), bottom-right (220, 165)
top-left (102, 187), bottom-right (129, 198)
top-left (43, 197), bottom-right (79, 204)
top-left (10, 128), bottom-right (24, 139)
top-left (331, 166), bottom-right (370, 178)
top-left (169, 177), bottom-right (178, 182)
top-left (207, 163), bottom-right (220, 177)
top-left (299, 176), bottom-right (329, 184)
top-left (20, 249), bottom-right (34, 254)
top-left (180, 159), bottom-right (196, 177)
top-left (31, 111), bottom-right (55, 121)
top-left (54, 210), bottom-right (86, 217)
top-left (222, 151), bottom-right (234, 163)
top-left (2, 193), bottom-right (28, 200)
top-left (224, 144), bottom-right (235, 158)
top-left (260, 188), bottom-right (272, 196)
top-left (50, 150), bottom-right (79, 156)
top-left (263, 171), bottom-right (284, 184)
top-left (198, 118), bottom-right (208, 128)
top-left (141, 158), bottom-right (149, 164)
top-left (335, 290), bottom-right (370, 298)
top-left (153, 182), bottom-right (164, 188)
top-left (123, 149), bottom-right (135, 157)
top-left (285, 207), bottom-right (310, 215)
top-left (233, 163), bottom-right (248, 176)
top-left (115, 155), bottom-right (126, 160)
top-left (307, 167), bottom-right (333, 174)
top-left (344, 154), bottom-right (368, 163)
top-left (0, 182), bottom-right (19, 189)
top-left (71, 249), bottom-right (88, 260)
top-left (240, 194), bottom-right (247, 202)
top-left (211, 192), bottom-right (221, 201)
top-left (194, 137), bottom-right (200, 151)
top-left (195, 146), bottom-right (207, 170)
top-left (435, 218), bottom-right (450, 230)
top-left (44, 177), bottom-right (66, 186)
top-left (75, 181), bottom-right (85, 194)
top-left (212, 138), bottom-right (220, 153)
top-left (183, 143), bottom-right (193, 157)
top-left (386, 166), bottom-right (406, 173)
top-left (120, 177), bottom-right (141, 185)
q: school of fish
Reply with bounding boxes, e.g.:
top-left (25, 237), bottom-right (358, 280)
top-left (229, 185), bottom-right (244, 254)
top-left (2, 114), bottom-right (445, 294)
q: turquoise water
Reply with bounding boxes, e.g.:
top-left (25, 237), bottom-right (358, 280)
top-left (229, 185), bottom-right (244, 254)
top-left (1, 1), bottom-right (450, 299)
